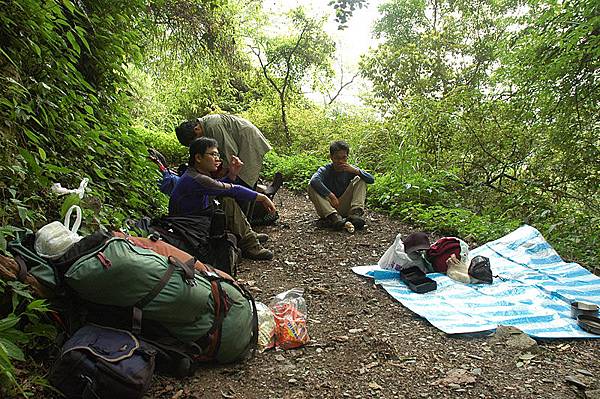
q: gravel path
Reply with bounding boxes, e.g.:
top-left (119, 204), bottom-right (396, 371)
top-left (147, 188), bottom-right (600, 399)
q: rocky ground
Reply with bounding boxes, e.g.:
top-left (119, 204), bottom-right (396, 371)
top-left (145, 188), bottom-right (600, 399)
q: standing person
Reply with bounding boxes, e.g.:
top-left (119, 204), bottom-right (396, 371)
top-left (169, 137), bottom-right (276, 261)
top-left (308, 140), bottom-right (375, 230)
top-left (175, 114), bottom-right (272, 189)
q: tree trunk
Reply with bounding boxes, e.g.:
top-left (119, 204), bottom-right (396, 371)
top-left (280, 93), bottom-right (290, 145)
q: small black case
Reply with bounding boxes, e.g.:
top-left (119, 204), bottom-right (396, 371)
top-left (399, 266), bottom-right (437, 294)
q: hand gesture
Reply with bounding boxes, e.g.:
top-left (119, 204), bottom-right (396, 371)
top-left (227, 155), bottom-right (244, 180)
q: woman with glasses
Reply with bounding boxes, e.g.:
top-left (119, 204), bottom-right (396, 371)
top-left (169, 137), bottom-right (276, 261)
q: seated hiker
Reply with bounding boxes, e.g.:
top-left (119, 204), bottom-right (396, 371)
top-left (149, 143), bottom-right (281, 226)
top-left (175, 114), bottom-right (276, 224)
top-left (308, 140), bottom-right (374, 230)
top-left (175, 114), bottom-right (272, 189)
top-left (169, 137), bottom-right (276, 261)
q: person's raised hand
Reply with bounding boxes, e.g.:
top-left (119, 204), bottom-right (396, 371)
top-left (337, 163), bottom-right (359, 174)
top-left (230, 155), bottom-right (244, 171)
top-left (227, 155), bottom-right (244, 179)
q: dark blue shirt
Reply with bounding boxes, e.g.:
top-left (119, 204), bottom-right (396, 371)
top-left (309, 163), bottom-right (375, 198)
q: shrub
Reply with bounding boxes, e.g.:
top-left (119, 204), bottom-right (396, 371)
top-left (0, 281), bottom-right (56, 397)
top-left (262, 151), bottom-right (325, 191)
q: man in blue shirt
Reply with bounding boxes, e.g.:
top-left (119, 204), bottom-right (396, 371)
top-left (308, 140), bottom-right (375, 230)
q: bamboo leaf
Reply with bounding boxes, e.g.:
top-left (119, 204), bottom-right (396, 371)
top-left (0, 315), bottom-right (19, 332)
top-left (0, 233), bottom-right (6, 254)
top-left (60, 194), bottom-right (80, 216)
top-left (0, 47), bottom-right (17, 68)
top-left (23, 129), bottom-right (40, 145)
top-left (0, 338), bottom-right (24, 361)
top-left (29, 40), bottom-right (41, 57)
top-left (17, 206), bottom-right (28, 224)
top-left (74, 25), bottom-right (91, 52)
top-left (62, 0), bottom-right (76, 14)
top-left (26, 299), bottom-right (49, 313)
top-left (94, 168), bottom-right (108, 180)
top-left (66, 31), bottom-right (80, 55)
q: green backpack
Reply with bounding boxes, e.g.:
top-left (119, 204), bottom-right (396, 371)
top-left (7, 229), bottom-right (59, 290)
top-left (64, 237), bottom-right (256, 363)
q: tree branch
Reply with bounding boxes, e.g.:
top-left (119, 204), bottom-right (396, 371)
top-left (328, 71), bottom-right (358, 105)
top-left (281, 24), bottom-right (310, 98)
top-left (249, 44), bottom-right (282, 96)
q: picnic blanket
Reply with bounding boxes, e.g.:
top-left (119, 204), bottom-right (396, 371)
top-left (352, 225), bottom-right (600, 339)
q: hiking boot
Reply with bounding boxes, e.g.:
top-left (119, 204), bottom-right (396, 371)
top-left (265, 172), bottom-right (283, 199)
top-left (148, 148), bottom-right (168, 169)
top-left (326, 212), bottom-right (345, 230)
top-left (349, 208), bottom-right (364, 217)
top-left (256, 233), bottom-right (269, 244)
top-left (347, 208), bottom-right (365, 229)
top-left (242, 247), bottom-right (274, 261)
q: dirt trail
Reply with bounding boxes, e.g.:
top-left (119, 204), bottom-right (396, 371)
top-left (148, 188), bottom-right (600, 399)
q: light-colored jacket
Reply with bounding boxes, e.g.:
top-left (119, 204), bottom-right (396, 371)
top-left (198, 114), bottom-right (272, 187)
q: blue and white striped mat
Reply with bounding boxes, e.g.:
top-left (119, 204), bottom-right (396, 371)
top-left (352, 225), bottom-right (600, 338)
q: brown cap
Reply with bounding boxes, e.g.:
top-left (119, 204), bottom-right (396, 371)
top-left (402, 232), bottom-right (431, 254)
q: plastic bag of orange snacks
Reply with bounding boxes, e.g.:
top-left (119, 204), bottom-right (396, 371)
top-left (269, 288), bottom-right (310, 349)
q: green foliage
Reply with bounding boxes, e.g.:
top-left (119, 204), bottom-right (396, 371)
top-left (262, 151), bottom-right (325, 191)
top-left (329, 0), bottom-right (369, 29)
top-left (367, 169), bottom-right (520, 245)
top-left (0, 0), bottom-right (168, 230)
top-left (253, 8), bottom-right (335, 90)
top-left (494, 0), bottom-right (600, 208)
top-left (368, 171), bottom-right (457, 208)
top-left (250, 7), bottom-right (336, 142)
top-left (0, 281), bottom-right (56, 396)
top-left (360, 0), bottom-right (517, 107)
top-left (243, 96), bottom-right (383, 157)
top-left (386, 202), bottom-right (520, 246)
top-left (356, 0), bottom-right (598, 268)
top-left (133, 126), bottom-right (187, 167)
top-left (0, 0), bottom-right (258, 233)
top-left (128, 0), bottom-right (263, 131)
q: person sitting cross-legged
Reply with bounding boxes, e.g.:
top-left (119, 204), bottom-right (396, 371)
top-left (307, 140), bottom-right (375, 230)
top-left (169, 137), bottom-right (276, 261)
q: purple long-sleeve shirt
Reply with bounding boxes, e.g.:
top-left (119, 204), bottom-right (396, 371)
top-left (169, 167), bottom-right (257, 216)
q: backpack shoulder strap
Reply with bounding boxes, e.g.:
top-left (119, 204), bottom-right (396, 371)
top-left (13, 255), bottom-right (28, 281)
top-left (192, 265), bottom-right (258, 361)
top-left (132, 255), bottom-right (195, 334)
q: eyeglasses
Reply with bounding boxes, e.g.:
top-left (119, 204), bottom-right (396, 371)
top-left (204, 151), bottom-right (220, 159)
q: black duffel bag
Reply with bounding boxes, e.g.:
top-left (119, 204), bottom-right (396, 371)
top-left (132, 209), bottom-right (240, 277)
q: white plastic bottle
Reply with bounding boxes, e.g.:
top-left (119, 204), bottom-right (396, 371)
top-left (344, 221), bottom-right (355, 234)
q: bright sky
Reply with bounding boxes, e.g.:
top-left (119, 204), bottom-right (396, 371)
top-left (262, 0), bottom-right (386, 105)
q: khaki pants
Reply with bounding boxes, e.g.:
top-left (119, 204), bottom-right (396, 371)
top-left (220, 197), bottom-right (259, 251)
top-left (307, 176), bottom-right (367, 219)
